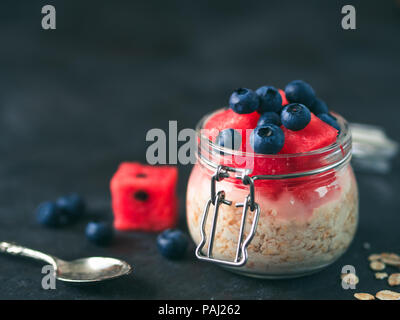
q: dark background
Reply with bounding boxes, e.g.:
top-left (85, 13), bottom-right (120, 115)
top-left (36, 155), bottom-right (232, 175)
top-left (0, 0), bottom-right (399, 299)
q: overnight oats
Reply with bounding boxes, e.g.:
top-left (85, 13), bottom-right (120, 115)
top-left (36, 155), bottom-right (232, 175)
top-left (186, 81), bottom-right (358, 278)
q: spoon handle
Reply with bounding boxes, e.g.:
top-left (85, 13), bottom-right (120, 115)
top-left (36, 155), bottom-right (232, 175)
top-left (0, 242), bottom-right (56, 265)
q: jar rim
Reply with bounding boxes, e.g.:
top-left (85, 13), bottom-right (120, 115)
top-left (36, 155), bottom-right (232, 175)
top-left (196, 108), bottom-right (351, 159)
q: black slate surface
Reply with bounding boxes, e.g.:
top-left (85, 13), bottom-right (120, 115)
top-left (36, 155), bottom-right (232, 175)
top-left (0, 0), bottom-right (399, 299)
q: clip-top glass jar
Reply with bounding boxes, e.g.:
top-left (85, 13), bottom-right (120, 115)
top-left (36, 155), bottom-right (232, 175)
top-left (186, 109), bottom-right (359, 279)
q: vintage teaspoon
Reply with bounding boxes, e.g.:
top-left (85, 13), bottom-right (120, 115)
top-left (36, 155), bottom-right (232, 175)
top-left (0, 241), bottom-right (132, 283)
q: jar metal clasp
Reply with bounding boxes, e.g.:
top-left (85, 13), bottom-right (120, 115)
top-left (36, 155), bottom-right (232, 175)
top-left (195, 165), bottom-right (260, 267)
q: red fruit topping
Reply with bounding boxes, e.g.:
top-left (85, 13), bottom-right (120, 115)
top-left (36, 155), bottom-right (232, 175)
top-left (279, 89), bottom-right (289, 106)
top-left (203, 109), bottom-right (260, 150)
top-left (279, 113), bottom-right (338, 154)
top-left (110, 163), bottom-right (178, 232)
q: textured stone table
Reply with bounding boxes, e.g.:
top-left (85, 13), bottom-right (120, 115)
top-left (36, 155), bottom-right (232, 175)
top-left (0, 0), bottom-right (399, 299)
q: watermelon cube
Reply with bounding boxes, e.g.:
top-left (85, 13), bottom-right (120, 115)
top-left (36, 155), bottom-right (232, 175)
top-left (203, 108), bottom-right (260, 150)
top-left (110, 162), bottom-right (178, 232)
top-left (279, 113), bottom-right (338, 154)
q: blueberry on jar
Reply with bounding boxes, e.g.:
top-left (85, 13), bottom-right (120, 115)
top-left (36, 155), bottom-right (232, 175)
top-left (281, 103), bottom-right (311, 131)
top-left (257, 112), bottom-right (281, 127)
top-left (309, 98), bottom-right (329, 115)
top-left (284, 80), bottom-right (316, 106)
top-left (229, 88), bottom-right (259, 114)
top-left (157, 229), bottom-right (188, 260)
top-left (216, 128), bottom-right (242, 151)
top-left (318, 113), bottom-right (341, 132)
top-left (255, 86), bottom-right (283, 114)
top-left (250, 124), bottom-right (285, 154)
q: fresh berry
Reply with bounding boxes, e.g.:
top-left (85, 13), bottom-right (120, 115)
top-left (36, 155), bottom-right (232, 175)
top-left (36, 201), bottom-right (69, 227)
top-left (250, 125), bottom-right (285, 154)
top-left (318, 113), bottom-right (340, 132)
top-left (279, 113), bottom-right (338, 154)
top-left (157, 229), bottom-right (188, 260)
top-left (85, 222), bottom-right (114, 246)
top-left (281, 103), bottom-right (311, 131)
top-left (216, 129), bottom-right (241, 151)
top-left (309, 98), bottom-right (329, 115)
top-left (255, 86), bottom-right (282, 113)
top-left (229, 88), bottom-right (259, 114)
top-left (279, 89), bottom-right (289, 106)
top-left (284, 80), bottom-right (316, 106)
top-left (257, 112), bottom-right (281, 127)
top-left (56, 193), bottom-right (85, 222)
top-left (110, 163), bottom-right (178, 232)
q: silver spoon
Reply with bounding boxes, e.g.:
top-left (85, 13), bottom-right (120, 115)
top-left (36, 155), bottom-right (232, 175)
top-left (0, 241), bottom-right (132, 283)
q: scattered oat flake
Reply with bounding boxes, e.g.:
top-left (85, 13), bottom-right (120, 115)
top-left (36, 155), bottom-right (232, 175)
top-left (376, 290), bottom-right (400, 300)
top-left (370, 261), bottom-right (385, 271)
top-left (388, 273), bottom-right (400, 286)
top-left (368, 254), bottom-right (381, 261)
top-left (380, 252), bottom-right (400, 260)
top-left (341, 273), bottom-right (359, 285)
top-left (354, 293), bottom-right (375, 300)
top-left (381, 257), bottom-right (400, 267)
top-left (375, 272), bottom-right (388, 280)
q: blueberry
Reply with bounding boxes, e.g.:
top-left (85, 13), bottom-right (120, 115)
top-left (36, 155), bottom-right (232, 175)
top-left (36, 201), bottom-right (69, 227)
top-left (229, 88), bottom-right (259, 114)
top-left (284, 80), bottom-right (316, 106)
top-left (318, 113), bottom-right (341, 132)
top-left (56, 193), bottom-right (85, 222)
top-left (85, 222), bottom-right (114, 246)
top-left (157, 229), bottom-right (188, 260)
top-left (216, 129), bottom-right (241, 151)
top-left (255, 86), bottom-right (282, 113)
top-left (281, 103), bottom-right (311, 131)
top-left (250, 125), bottom-right (285, 154)
top-left (309, 98), bottom-right (329, 115)
top-left (257, 112), bottom-right (281, 127)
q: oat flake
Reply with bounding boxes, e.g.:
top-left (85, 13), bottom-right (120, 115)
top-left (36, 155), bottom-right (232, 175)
top-left (370, 260), bottom-right (385, 271)
top-left (368, 254), bottom-right (381, 261)
top-left (354, 293), bottom-right (375, 300)
top-left (375, 272), bottom-right (388, 280)
top-left (341, 273), bottom-right (359, 285)
top-left (376, 290), bottom-right (400, 300)
top-left (388, 273), bottom-right (400, 286)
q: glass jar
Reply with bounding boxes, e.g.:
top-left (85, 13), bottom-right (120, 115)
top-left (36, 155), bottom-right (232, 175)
top-left (186, 109), bottom-right (359, 279)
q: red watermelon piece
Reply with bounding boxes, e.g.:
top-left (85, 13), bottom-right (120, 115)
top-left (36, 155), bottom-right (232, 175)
top-left (110, 162), bottom-right (178, 232)
top-left (279, 113), bottom-right (338, 154)
top-left (203, 108), bottom-right (260, 150)
top-left (279, 89), bottom-right (289, 106)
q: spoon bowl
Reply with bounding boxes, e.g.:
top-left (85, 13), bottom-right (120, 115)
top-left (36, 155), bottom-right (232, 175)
top-left (56, 257), bottom-right (132, 282)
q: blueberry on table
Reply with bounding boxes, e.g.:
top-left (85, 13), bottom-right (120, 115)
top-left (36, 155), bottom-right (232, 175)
top-left (250, 124), bottom-right (285, 154)
top-left (281, 103), bottom-right (311, 131)
top-left (36, 201), bottom-right (69, 227)
top-left (255, 86), bottom-right (283, 114)
top-left (216, 129), bottom-right (242, 151)
top-left (284, 80), bottom-right (316, 106)
top-left (318, 113), bottom-right (341, 132)
top-left (257, 112), bottom-right (281, 127)
top-left (85, 222), bottom-right (115, 246)
top-left (309, 98), bottom-right (329, 115)
top-left (229, 88), bottom-right (259, 114)
top-left (157, 229), bottom-right (188, 260)
top-left (56, 193), bottom-right (85, 222)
